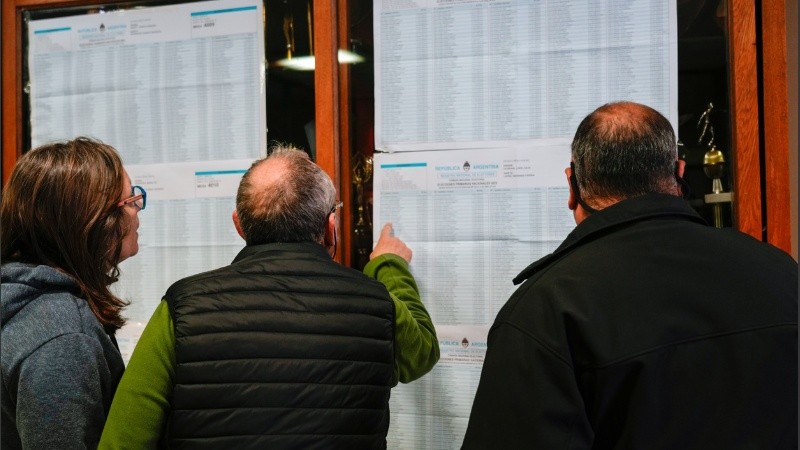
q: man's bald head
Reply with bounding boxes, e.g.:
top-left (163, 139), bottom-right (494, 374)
top-left (236, 144), bottom-right (337, 245)
top-left (571, 101), bottom-right (679, 206)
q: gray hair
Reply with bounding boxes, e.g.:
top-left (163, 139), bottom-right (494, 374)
top-left (571, 101), bottom-right (678, 202)
top-left (236, 144), bottom-right (337, 245)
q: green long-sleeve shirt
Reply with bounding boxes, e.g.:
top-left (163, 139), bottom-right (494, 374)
top-left (99, 253), bottom-right (439, 449)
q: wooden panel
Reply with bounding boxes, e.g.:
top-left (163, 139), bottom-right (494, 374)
top-left (760, 0), bottom-right (792, 252)
top-left (2, 1), bottom-right (23, 185)
top-left (313, 0), bottom-right (342, 261)
top-left (727, 0), bottom-right (762, 239)
top-left (337, 0), bottom-right (354, 267)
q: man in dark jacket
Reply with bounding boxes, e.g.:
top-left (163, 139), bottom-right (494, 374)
top-left (100, 144), bottom-right (439, 449)
top-left (462, 101), bottom-right (798, 449)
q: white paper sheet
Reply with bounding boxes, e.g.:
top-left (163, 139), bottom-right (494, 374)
top-left (27, 0), bottom-right (266, 361)
top-left (375, 0), bottom-right (678, 152)
top-left (374, 144), bottom-right (574, 326)
top-left (374, 1), bottom-right (677, 447)
top-left (374, 144), bottom-right (576, 447)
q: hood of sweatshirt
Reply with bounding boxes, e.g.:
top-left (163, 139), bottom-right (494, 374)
top-left (1, 262), bottom-right (82, 326)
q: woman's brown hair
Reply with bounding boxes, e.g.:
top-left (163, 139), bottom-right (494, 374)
top-left (1, 137), bottom-right (130, 330)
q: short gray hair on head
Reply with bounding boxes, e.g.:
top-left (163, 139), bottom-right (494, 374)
top-left (571, 101), bottom-right (678, 202)
top-left (235, 143), bottom-right (337, 245)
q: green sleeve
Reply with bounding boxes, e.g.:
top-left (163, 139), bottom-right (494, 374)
top-left (364, 253), bottom-right (440, 385)
top-left (99, 300), bottom-right (175, 450)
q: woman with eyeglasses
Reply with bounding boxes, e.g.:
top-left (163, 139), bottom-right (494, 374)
top-left (1, 137), bottom-right (145, 449)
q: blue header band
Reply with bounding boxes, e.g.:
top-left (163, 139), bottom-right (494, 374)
top-left (195, 170), bottom-right (247, 176)
top-left (191, 5), bottom-right (257, 16)
top-left (34, 27), bottom-right (71, 34)
top-left (380, 163), bottom-right (427, 168)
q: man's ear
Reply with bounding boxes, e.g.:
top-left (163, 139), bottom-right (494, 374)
top-left (323, 213), bottom-right (336, 246)
top-left (677, 159), bottom-right (686, 178)
top-left (566, 167), bottom-right (578, 211)
top-left (232, 210), bottom-right (246, 240)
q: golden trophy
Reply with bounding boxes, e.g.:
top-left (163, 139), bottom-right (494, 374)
top-left (697, 103), bottom-right (733, 228)
top-left (352, 154), bottom-right (373, 270)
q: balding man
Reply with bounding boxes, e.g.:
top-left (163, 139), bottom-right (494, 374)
top-left (462, 102), bottom-right (797, 449)
top-left (100, 144), bottom-right (439, 449)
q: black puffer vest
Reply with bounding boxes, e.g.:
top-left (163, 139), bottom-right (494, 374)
top-left (164, 242), bottom-right (395, 449)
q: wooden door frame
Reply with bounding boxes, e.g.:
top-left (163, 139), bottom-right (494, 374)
top-left (759, 0), bottom-right (791, 252)
top-left (312, 0), bottom-right (345, 263)
top-left (727, 0), bottom-right (791, 253)
top-left (312, 0), bottom-right (355, 266)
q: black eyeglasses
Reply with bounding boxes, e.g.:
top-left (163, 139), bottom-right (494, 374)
top-left (117, 185), bottom-right (147, 211)
top-left (330, 201), bottom-right (344, 214)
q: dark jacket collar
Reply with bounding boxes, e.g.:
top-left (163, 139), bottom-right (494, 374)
top-left (232, 241), bottom-right (331, 264)
top-left (512, 194), bottom-right (707, 285)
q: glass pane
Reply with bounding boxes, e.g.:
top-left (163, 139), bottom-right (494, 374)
top-left (347, 0), bottom-right (375, 270)
top-left (677, 0), bottom-right (733, 227)
top-left (265, 0), bottom-right (316, 159)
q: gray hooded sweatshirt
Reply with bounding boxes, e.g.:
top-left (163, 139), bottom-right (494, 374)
top-left (1, 263), bottom-right (125, 449)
